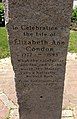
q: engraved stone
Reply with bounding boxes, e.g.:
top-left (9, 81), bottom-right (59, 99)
top-left (7, 0), bottom-right (73, 119)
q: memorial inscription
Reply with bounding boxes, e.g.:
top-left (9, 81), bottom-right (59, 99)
top-left (7, 0), bottom-right (73, 119)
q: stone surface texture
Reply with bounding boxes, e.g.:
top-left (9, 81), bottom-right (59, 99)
top-left (7, 0), bottom-right (73, 119)
top-left (0, 53), bottom-right (77, 119)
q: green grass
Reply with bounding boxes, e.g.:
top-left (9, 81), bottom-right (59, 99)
top-left (0, 3), bottom-right (4, 10)
top-left (68, 30), bottom-right (77, 53)
top-left (0, 27), bottom-right (10, 58)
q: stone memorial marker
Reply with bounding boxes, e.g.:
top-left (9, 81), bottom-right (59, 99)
top-left (7, 0), bottom-right (73, 119)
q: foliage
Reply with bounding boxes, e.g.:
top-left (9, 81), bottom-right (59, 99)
top-left (0, 3), bottom-right (4, 19)
top-left (0, 9), bottom-right (4, 20)
top-left (0, 3), bottom-right (4, 10)
top-left (0, 3), bottom-right (5, 27)
top-left (71, 7), bottom-right (77, 23)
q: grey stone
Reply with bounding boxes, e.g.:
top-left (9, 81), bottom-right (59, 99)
top-left (7, 0), bottom-right (73, 119)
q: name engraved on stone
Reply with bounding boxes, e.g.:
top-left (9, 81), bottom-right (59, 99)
top-left (7, 0), bottom-right (73, 119)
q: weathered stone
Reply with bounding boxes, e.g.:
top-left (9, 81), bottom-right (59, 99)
top-left (7, 0), bottom-right (73, 119)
